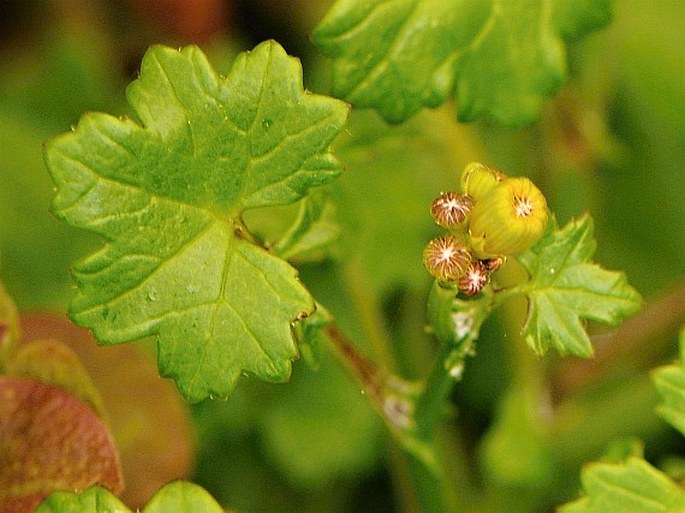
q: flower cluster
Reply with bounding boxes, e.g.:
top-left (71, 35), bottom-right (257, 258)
top-left (423, 163), bottom-right (548, 296)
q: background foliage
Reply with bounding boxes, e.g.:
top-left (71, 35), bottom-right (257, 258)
top-left (0, 1), bottom-right (684, 512)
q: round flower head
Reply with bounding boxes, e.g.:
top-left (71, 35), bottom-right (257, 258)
top-left (458, 260), bottom-right (490, 296)
top-left (423, 236), bottom-right (472, 282)
top-left (430, 191), bottom-right (474, 228)
top-left (468, 177), bottom-right (548, 258)
top-left (460, 162), bottom-right (506, 201)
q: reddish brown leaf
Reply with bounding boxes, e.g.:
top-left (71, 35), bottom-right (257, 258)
top-left (5, 339), bottom-right (106, 416)
top-left (0, 377), bottom-right (124, 513)
top-left (20, 314), bottom-right (194, 508)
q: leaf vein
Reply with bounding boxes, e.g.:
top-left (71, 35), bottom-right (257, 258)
top-left (73, 221), bottom-right (216, 321)
top-left (149, 52), bottom-right (197, 155)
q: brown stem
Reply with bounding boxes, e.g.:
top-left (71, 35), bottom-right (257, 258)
top-left (324, 323), bottom-right (420, 434)
top-left (324, 324), bottom-right (388, 413)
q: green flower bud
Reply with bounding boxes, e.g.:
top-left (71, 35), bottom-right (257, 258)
top-left (460, 162), bottom-right (506, 201)
top-left (468, 177), bottom-right (548, 258)
top-left (423, 235), bottom-right (472, 282)
top-left (430, 191), bottom-right (474, 228)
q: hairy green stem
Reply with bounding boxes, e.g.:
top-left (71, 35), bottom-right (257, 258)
top-left (405, 451), bottom-right (458, 513)
top-left (414, 342), bottom-right (459, 439)
top-left (328, 269), bottom-right (465, 512)
top-left (324, 322), bottom-right (458, 512)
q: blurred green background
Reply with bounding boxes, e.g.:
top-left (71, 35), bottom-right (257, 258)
top-left (1, 1), bottom-right (683, 512)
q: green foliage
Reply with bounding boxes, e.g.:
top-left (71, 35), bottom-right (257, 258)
top-left (2, 2), bottom-right (684, 513)
top-left (653, 330), bottom-right (685, 437)
top-left (516, 215), bottom-right (642, 357)
top-left (44, 41), bottom-right (349, 401)
top-left (37, 487), bottom-right (128, 513)
top-left (559, 457), bottom-right (685, 513)
top-left (271, 190), bottom-right (341, 261)
top-left (313, 0), bottom-right (611, 125)
top-left (36, 482), bottom-right (223, 513)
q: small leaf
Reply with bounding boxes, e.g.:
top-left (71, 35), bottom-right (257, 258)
top-left (653, 329), bottom-right (685, 437)
top-left (559, 457), bottom-right (685, 513)
top-left (271, 190), bottom-right (341, 261)
top-left (0, 377), bottom-right (123, 513)
top-left (293, 304), bottom-right (333, 370)
top-left (517, 215), bottom-right (641, 357)
top-left (45, 42), bottom-right (349, 401)
top-left (141, 482), bottom-right (224, 513)
top-left (35, 487), bottom-right (129, 513)
top-left (313, 0), bottom-right (612, 125)
top-left (36, 482), bottom-right (224, 513)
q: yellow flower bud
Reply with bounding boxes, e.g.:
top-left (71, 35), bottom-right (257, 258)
top-left (460, 162), bottom-right (506, 201)
top-left (468, 177), bottom-right (548, 258)
top-left (423, 236), bottom-right (472, 282)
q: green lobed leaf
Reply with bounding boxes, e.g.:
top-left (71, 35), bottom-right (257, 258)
top-left (44, 42), bottom-right (349, 401)
top-left (653, 329), bottom-right (685, 437)
top-left (313, 0), bottom-right (612, 125)
top-left (36, 482), bottom-right (224, 513)
top-left (517, 215), bottom-right (641, 357)
top-left (35, 487), bottom-right (128, 513)
top-left (559, 457), bottom-right (685, 513)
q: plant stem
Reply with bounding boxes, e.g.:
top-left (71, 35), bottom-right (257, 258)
top-left (413, 342), bottom-right (459, 439)
top-left (323, 323), bottom-right (387, 415)
top-left (325, 283), bottom-right (461, 512)
top-left (405, 451), bottom-right (458, 513)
